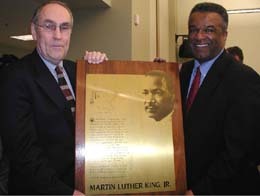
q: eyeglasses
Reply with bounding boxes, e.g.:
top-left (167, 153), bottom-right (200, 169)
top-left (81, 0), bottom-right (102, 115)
top-left (34, 22), bottom-right (72, 33)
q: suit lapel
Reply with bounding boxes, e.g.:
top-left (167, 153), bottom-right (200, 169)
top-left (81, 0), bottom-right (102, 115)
top-left (32, 51), bottom-right (76, 128)
top-left (30, 52), bottom-right (67, 112)
top-left (188, 52), bottom-right (230, 115)
top-left (180, 60), bottom-right (194, 114)
top-left (180, 61), bottom-right (194, 100)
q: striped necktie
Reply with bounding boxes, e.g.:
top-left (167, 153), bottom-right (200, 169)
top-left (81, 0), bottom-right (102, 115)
top-left (55, 65), bottom-right (76, 118)
top-left (186, 66), bottom-right (201, 112)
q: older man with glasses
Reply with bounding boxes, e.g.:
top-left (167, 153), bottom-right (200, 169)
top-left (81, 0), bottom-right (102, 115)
top-left (0, 1), bottom-right (107, 195)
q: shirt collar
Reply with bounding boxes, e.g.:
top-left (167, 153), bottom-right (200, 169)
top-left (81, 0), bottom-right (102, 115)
top-left (194, 49), bottom-right (224, 78)
top-left (37, 50), bottom-right (64, 71)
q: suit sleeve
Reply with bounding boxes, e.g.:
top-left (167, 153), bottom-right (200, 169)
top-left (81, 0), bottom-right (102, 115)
top-left (0, 66), bottom-right (74, 195)
top-left (0, 138), bottom-right (8, 194)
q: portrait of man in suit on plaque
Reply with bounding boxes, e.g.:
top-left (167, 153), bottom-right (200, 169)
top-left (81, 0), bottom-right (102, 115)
top-left (142, 70), bottom-right (175, 122)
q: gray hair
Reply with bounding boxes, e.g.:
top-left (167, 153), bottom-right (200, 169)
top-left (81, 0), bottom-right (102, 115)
top-left (31, 0), bottom-right (73, 26)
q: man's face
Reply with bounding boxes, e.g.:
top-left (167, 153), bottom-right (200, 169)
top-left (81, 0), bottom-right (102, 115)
top-left (31, 3), bottom-right (72, 65)
top-left (188, 12), bottom-right (227, 63)
top-left (142, 76), bottom-right (173, 121)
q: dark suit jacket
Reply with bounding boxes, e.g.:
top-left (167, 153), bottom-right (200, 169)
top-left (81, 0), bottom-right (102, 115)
top-left (180, 51), bottom-right (260, 194)
top-left (0, 50), bottom-right (76, 194)
top-left (0, 137), bottom-right (8, 194)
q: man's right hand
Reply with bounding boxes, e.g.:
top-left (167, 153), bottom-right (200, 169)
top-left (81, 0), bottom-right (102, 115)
top-left (73, 189), bottom-right (85, 196)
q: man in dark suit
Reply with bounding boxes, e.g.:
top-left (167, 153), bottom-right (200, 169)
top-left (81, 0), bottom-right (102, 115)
top-left (180, 2), bottom-right (260, 194)
top-left (0, 1), bottom-right (107, 195)
top-left (0, 54), bottom-right (18, 195)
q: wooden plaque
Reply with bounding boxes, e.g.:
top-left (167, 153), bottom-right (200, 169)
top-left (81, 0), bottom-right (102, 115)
top-left (75, 60), bottom-right (186, 195)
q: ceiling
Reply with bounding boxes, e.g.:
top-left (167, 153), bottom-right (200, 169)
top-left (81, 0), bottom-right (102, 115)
top-left (0, 0), bottom-right (111, 52)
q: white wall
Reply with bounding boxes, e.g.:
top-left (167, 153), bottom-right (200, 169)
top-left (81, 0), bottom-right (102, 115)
top-left (226, 13), bottom-right (260, 73)
top-left (168, 0), bottom-right (177, 62)
top-left (131, 0), bottom-right (175, 62)
top-left (68, 0), bottom-right (132, 61)
top-left (157, 0), bottom-right (170, 61)
top-left (131, 0), bottom-right (158, 61)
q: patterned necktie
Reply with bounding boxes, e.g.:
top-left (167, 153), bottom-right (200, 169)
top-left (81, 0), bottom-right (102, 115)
top-left (55, 65), bottom-right (76, 118)
top-left (186, 66), bottom-right (201, 112)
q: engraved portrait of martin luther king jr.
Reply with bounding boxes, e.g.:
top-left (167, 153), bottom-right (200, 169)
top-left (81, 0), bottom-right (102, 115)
top-left (142, 70), bottom-right (174, 122)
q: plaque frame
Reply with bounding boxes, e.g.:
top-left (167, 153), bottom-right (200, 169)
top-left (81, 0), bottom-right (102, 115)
top-left (75, 60), bottom-right (186, 194)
